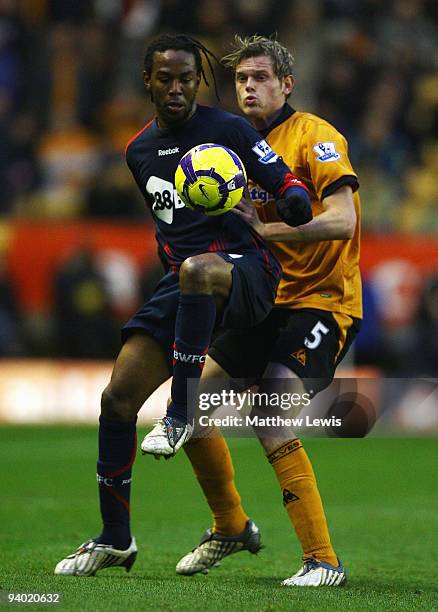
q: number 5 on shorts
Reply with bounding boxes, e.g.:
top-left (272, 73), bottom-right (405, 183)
top-left (304, 321), bottom-right (330, 349)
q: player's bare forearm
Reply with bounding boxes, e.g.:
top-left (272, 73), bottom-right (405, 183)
top-left (255, 185), bottom-right (356, 244)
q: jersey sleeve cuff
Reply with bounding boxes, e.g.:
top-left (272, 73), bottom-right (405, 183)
top-left (321, 175), bottom-right (359, 200)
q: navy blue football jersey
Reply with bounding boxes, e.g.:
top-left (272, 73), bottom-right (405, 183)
top-left (126, 104), bottom-right (292, 268)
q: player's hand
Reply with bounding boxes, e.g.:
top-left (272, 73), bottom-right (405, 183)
top-left (232, 188), bottom-right (265, 236)
top-left (276, 187), bottom-right (313, 227)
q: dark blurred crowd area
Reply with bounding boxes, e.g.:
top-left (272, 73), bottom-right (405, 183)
top-left (0, 0), bottom-right (437, 374)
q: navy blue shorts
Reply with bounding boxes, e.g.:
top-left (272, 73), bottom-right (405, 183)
top-left (122, 249), bottom-right (281, 370)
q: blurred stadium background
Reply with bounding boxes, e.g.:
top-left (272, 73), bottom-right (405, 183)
top-left (0, 0), bottom-right (437, 429)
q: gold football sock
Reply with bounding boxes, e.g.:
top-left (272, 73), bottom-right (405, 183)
top-left (267, 439), bottom-right (338, 565)
top-left (184, 430), bottom-right (248, 536)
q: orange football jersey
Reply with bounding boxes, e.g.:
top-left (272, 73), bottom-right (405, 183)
top-left (249, 106), bottom-right (362, 318)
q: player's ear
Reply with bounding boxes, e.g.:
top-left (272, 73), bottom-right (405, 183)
top-left (144, 71), bottom-right (153, 101)
top-left (282, 75), bottom-right (295, 98)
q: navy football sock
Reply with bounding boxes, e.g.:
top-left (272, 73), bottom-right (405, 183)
top-left (168, 293), bottom-right (216, 423)
top-left (96, 416), bottom-right (136, 550)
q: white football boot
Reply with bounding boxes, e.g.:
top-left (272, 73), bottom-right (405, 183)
top-left (176, 519), bottom-right (262, 575)
top-left (141, 416), bottom-right (193, 457)
top-left (282, 557), bottom-right (346, 587)
top-left (54, 538), bottom-right (137, 577)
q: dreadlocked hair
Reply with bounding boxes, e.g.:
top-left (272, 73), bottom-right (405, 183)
top-left (144, 34), bottom-right (221, 99)
top-left (222, 34), bottom-right (295, 80)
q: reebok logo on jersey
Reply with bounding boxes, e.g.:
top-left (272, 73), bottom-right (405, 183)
top-left (173, 350), bottom-right (206, 364)
top-left (158, 147), bottom-right (180, 156)
top-left (313, 142), bottom-right (340, 162)
top-left (252, 139), bottom-right (279, 164)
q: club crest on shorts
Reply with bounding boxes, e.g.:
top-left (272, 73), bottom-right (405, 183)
top-left (291, 348), bottom-right (307, 366)
top-left (313, 142), bottom-right (340, 162)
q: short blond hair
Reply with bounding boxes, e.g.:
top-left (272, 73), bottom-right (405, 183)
top-left (222, 34), bottom-right (295, 79)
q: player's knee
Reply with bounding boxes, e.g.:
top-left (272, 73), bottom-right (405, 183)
top-left (179, 255), bottom-right (215, 293)
top-left (101, 386), bottom-right (135, 422)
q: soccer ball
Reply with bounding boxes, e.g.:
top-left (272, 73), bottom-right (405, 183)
top-left (175, 143), bottom-right (247, 216)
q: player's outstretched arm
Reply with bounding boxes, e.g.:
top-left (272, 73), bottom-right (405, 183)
top-left (234, 185), bottom-right (356, 244)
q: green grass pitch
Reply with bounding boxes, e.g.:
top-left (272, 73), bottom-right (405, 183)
top-left (1, 426), bottom-right (437, 611)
